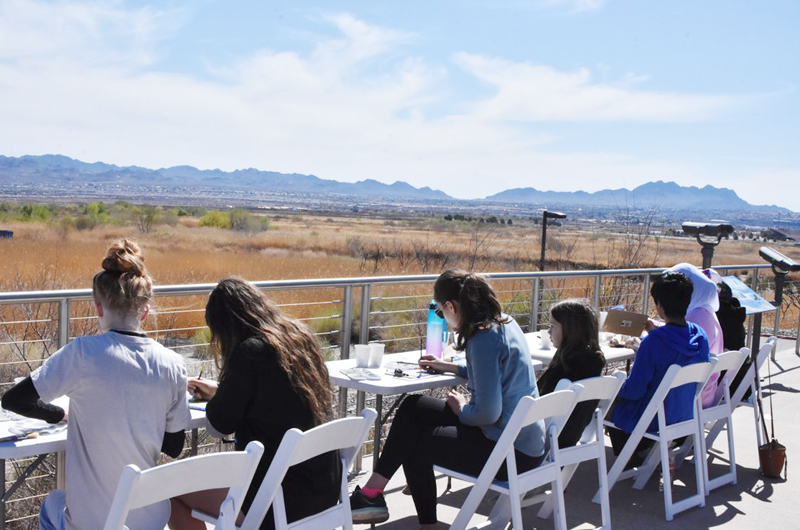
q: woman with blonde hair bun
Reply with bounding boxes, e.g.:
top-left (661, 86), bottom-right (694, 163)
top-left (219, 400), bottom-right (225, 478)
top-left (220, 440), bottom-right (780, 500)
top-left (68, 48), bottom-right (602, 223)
top-left (2, 239), bottom-right (191, 530)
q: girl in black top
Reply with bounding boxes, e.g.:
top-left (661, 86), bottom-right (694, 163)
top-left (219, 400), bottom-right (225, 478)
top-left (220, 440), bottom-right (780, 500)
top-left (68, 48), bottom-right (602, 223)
top-left (536, 299), bottom-right (606, 447)
top-left (169, 278), bottom-right (339, 530)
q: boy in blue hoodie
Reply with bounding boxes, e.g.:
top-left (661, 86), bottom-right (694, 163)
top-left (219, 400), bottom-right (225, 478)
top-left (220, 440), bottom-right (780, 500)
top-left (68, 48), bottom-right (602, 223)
top-left (609, 271), bottom-right (710, 461)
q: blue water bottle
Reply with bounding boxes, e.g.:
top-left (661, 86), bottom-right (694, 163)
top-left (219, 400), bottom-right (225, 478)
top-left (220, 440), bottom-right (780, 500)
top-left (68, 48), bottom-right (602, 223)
top-left (426, 300), bottom-right (447, 358)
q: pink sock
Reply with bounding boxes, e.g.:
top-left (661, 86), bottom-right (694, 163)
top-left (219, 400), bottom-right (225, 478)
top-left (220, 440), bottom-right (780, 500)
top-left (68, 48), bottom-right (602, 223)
top-left (361, 486), bottom-right (383, 498)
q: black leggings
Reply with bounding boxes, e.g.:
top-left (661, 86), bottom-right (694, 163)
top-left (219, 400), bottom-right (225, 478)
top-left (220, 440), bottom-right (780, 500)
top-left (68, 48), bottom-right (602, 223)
top-left (374, 394), bottom-right (543, 525)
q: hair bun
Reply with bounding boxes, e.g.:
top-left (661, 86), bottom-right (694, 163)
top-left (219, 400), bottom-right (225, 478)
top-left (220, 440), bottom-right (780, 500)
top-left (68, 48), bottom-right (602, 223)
top-left (101, 239), bottom-right (146, 276)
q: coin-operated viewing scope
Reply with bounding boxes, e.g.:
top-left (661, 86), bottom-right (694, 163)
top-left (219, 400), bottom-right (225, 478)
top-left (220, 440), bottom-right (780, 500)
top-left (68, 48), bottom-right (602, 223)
top-left (759, 246), bottom-right (800, 274)
top-left (682, 222), bottom-right (735, 268)
top-left (758, 246), bottom-right (800, 359)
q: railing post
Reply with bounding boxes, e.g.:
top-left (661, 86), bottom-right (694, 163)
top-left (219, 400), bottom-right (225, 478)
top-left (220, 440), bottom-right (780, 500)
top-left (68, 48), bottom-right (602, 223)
top-left (642, 273), bottom-right (651, 315)
top-left (354, 285), bottom-right (371, 472)
top-left (57, 299), bottom-right (70, 349)
top-left (529, 277), bottom-right (541, 332)
top-left (592, 276), bottom-right (601, 310)
top-left (359, 285), bottom-right (371, 344)
top-left (337, 286), bottom-right (354, 418)
top-left (56, 299), bottom-right (70, 490)
top-left (749, 269), bottom-right (760, 352)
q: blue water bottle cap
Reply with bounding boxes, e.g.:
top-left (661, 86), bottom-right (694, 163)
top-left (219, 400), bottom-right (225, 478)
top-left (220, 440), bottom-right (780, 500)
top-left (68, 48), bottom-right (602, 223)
top-left (429, 300), bottom-right (437, 310)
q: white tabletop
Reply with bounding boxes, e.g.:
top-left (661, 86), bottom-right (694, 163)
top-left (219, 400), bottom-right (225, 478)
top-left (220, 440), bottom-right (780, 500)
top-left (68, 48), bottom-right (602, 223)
top-left (327, 351), bottom-right (466, 395)
top-left (327, 351), bottom-right (543, 395)
top-left (0, 406), bottom-right (207, 460)
top-left (525, 332), bottom-right (636, 367)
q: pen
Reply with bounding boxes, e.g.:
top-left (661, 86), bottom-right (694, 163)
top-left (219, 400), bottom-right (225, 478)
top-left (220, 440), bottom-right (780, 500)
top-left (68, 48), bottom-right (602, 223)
top-left (198, 367), bottom-right (205, 380)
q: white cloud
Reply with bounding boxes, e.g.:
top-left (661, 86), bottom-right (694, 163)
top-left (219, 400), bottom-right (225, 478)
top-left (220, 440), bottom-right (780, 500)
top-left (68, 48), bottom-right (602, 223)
top-left (453, 53), bottom-right (741, 122)
top-left (538, 0), bottom-right (607, 15)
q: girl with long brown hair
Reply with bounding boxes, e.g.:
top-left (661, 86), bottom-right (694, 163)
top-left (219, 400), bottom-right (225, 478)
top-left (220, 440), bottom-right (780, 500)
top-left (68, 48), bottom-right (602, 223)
top-left (169, 277), bottom-right (339, 530)
top-left (536, 299), bottom-right (606, 447)
top-left (350, 269), bottom-right (543, 528)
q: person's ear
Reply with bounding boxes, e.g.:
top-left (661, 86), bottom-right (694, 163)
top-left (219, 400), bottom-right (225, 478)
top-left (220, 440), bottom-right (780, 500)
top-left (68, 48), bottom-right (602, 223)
top-left (94, 301), bottom-right (104, 318)
top-left (140, 303), bottom-right (150, 322)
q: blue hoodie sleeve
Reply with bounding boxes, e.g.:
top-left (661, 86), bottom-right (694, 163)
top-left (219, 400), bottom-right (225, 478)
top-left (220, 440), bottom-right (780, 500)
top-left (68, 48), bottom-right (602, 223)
top-left (616, 336), bottom-right (657, 401)
top-left (459, 332), bottom-right (503, 427)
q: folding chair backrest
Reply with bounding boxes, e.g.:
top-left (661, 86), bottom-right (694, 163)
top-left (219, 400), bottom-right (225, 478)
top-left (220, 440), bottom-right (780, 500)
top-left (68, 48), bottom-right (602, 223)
top-left (735, 338), bottom-right (776, 406)
top-left (714, 350), bottom-right (748, 389)
top-left (239, 408), bottom-right (377, 530)
top-left (670, 361), bottom-right (714, 390)
top-left (103, 441), bottom-right (264, 530)
top-left (555, 372), bottom-right (626, 444)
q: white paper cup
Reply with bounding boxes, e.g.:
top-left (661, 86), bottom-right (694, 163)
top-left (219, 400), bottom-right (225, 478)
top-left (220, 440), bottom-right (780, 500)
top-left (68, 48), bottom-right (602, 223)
top-left (540, 330), bottom-right (552, 350)
top-left (354, 344), bottom-right (371, 368)
top-left (368, 342), bottom-right (385, 368)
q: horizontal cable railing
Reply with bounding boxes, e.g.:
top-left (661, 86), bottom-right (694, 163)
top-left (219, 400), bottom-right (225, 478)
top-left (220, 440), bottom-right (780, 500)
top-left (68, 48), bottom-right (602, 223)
top-left (2, 263), bottom-right (797, 528)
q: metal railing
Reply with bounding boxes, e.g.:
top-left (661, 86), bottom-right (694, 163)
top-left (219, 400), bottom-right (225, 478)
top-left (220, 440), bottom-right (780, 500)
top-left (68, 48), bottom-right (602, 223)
top-left (1, 263), bottom-right (797, 528)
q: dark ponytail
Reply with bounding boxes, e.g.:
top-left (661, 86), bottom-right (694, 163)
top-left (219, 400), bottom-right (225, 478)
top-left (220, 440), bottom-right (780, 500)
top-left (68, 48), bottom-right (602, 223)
top-left (433, 269), bottom-right (508, 350)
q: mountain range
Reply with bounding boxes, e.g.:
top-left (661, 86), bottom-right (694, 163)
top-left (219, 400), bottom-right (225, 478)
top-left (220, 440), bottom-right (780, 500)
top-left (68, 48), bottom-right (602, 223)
top-left (0, 154), bottom-right (790, 212)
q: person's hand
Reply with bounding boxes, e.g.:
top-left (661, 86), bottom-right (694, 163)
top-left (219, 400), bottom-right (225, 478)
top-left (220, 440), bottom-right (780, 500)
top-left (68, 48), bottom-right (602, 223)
top-left (60, 402), bottom-right (69, 423)
top-left (624, 337), bottom-right (641, 352)
top-left (446, 390), bottom-right (467, 416)
top-left (188, 377), bottom-right (218, 401)
top-left (418, 355), bottom-right (458, 374)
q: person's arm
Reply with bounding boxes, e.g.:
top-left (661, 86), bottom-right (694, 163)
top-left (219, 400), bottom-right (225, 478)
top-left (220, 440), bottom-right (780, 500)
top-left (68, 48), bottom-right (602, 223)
top-left (1, 377), bottom-right (65, 424)
top-left (205, 344), bottom-right (258, 435)
top-left (616, 338), bottom-right (655, 401)
top-left (161, 431), bottom-right (185, 458)
top-left (459, 336), bottom-right (503, 426)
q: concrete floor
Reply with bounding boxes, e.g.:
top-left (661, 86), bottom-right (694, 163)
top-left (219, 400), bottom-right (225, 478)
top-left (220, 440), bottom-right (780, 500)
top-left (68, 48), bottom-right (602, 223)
top-left (349, 338), bottom-right (799, 529)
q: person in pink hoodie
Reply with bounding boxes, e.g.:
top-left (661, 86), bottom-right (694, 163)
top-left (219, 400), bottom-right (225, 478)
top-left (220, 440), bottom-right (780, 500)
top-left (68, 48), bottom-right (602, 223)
top-left (666, 263), bottom-right (722, 407)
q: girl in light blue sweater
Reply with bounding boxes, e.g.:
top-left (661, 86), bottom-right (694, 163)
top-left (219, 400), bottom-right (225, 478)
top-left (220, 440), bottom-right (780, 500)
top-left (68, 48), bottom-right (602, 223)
top-left (350, 270), bottom-right (543, 528)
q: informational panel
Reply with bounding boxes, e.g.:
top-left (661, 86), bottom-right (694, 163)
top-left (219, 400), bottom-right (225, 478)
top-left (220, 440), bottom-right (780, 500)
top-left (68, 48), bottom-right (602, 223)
top-left (722, 276), bottom-right (775, 315)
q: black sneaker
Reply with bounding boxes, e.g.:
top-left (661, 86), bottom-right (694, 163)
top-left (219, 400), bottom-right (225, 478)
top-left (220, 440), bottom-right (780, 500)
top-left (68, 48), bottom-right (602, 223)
top-left (350, 485), bottom-right (390, 524)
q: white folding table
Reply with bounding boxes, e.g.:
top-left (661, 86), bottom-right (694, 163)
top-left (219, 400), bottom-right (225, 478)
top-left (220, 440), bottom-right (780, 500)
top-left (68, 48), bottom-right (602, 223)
top-left (525, 331), bottom-right (636, 370)
top-left (0, 408), bottom-right (206, 530)
top-left (327, 351), bottom-right (543, 472)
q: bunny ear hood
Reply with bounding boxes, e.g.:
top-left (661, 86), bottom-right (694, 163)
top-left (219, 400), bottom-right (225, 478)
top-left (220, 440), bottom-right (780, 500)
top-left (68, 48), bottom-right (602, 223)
top-left (666, 262), bottom-right (720, 314)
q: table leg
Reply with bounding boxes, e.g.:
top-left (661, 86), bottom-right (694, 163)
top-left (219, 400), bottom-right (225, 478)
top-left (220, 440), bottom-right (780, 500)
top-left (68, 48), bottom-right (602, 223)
top-left (372, 394), bottom-right (382, 471)
top-left (1, 458), bottom-right (5, 530)
top-left (353, 390), bottom-right (366, 473)
top-left (56, 452), bottom-right (66, 489)
top-left (191, 428), bottom-right (199, 456)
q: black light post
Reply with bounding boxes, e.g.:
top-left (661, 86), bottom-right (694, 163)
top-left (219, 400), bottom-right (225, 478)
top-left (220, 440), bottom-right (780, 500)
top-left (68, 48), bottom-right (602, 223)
top-left (681, 222), bottom-right (734, 269)
top-left (540, 210), bottom-right (567, 270)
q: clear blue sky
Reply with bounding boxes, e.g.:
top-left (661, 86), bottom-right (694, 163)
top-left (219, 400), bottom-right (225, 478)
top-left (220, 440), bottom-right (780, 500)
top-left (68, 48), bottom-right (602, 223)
top-left (1, 0), bottom-right (798, 210)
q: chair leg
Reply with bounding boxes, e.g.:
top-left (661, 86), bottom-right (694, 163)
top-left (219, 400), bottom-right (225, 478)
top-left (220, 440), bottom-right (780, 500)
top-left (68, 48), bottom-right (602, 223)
top-left (596, 447), bottom-right (612, 530)
top-left (660, 442), bottom-right (674, 522)
top-left (552, 476), bottom-right (568, 530)
top-left (536, 463), bottom-right (577, 519)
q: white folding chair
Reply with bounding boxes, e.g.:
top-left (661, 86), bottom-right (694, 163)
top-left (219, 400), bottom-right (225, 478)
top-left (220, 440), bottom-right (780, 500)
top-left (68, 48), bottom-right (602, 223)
top-left (434, 387), bottom-right (583, 530)
top-left (695, 349), bottom-right (748, 494)
top-left (194, 408), bottom-right (377, 530)
top-left (598, 361), bottom-right (713, 521)
top-left (103, 440), bottom-right (264, 530)
top-left (705, 337), bottom-right (776, 451)
top-left (527, 372), bottom-right (626, 530)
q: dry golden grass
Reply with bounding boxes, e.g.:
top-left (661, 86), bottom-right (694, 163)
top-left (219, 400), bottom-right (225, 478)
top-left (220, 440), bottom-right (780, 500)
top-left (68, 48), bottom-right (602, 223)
top-left (1, 215), bottom-right (797, 337)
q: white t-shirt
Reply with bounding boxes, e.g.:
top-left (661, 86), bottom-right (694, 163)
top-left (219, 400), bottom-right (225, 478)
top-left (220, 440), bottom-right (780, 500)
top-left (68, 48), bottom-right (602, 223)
top-left (32, 331), bottom-right (191, 530)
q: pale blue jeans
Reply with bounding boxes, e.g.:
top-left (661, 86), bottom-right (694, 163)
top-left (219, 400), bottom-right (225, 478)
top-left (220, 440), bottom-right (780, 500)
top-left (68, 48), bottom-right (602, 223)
top-left (39, 490), bottom-right (66, 530)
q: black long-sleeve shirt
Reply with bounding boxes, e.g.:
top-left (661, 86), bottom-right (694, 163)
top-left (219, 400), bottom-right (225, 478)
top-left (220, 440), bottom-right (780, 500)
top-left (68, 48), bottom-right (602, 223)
top-left (537, 348), bottom-right (606, 448)
top-left (2, 376), bottom-right (185, 458)
top-left (205, 337), bottom-right (340, 528)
